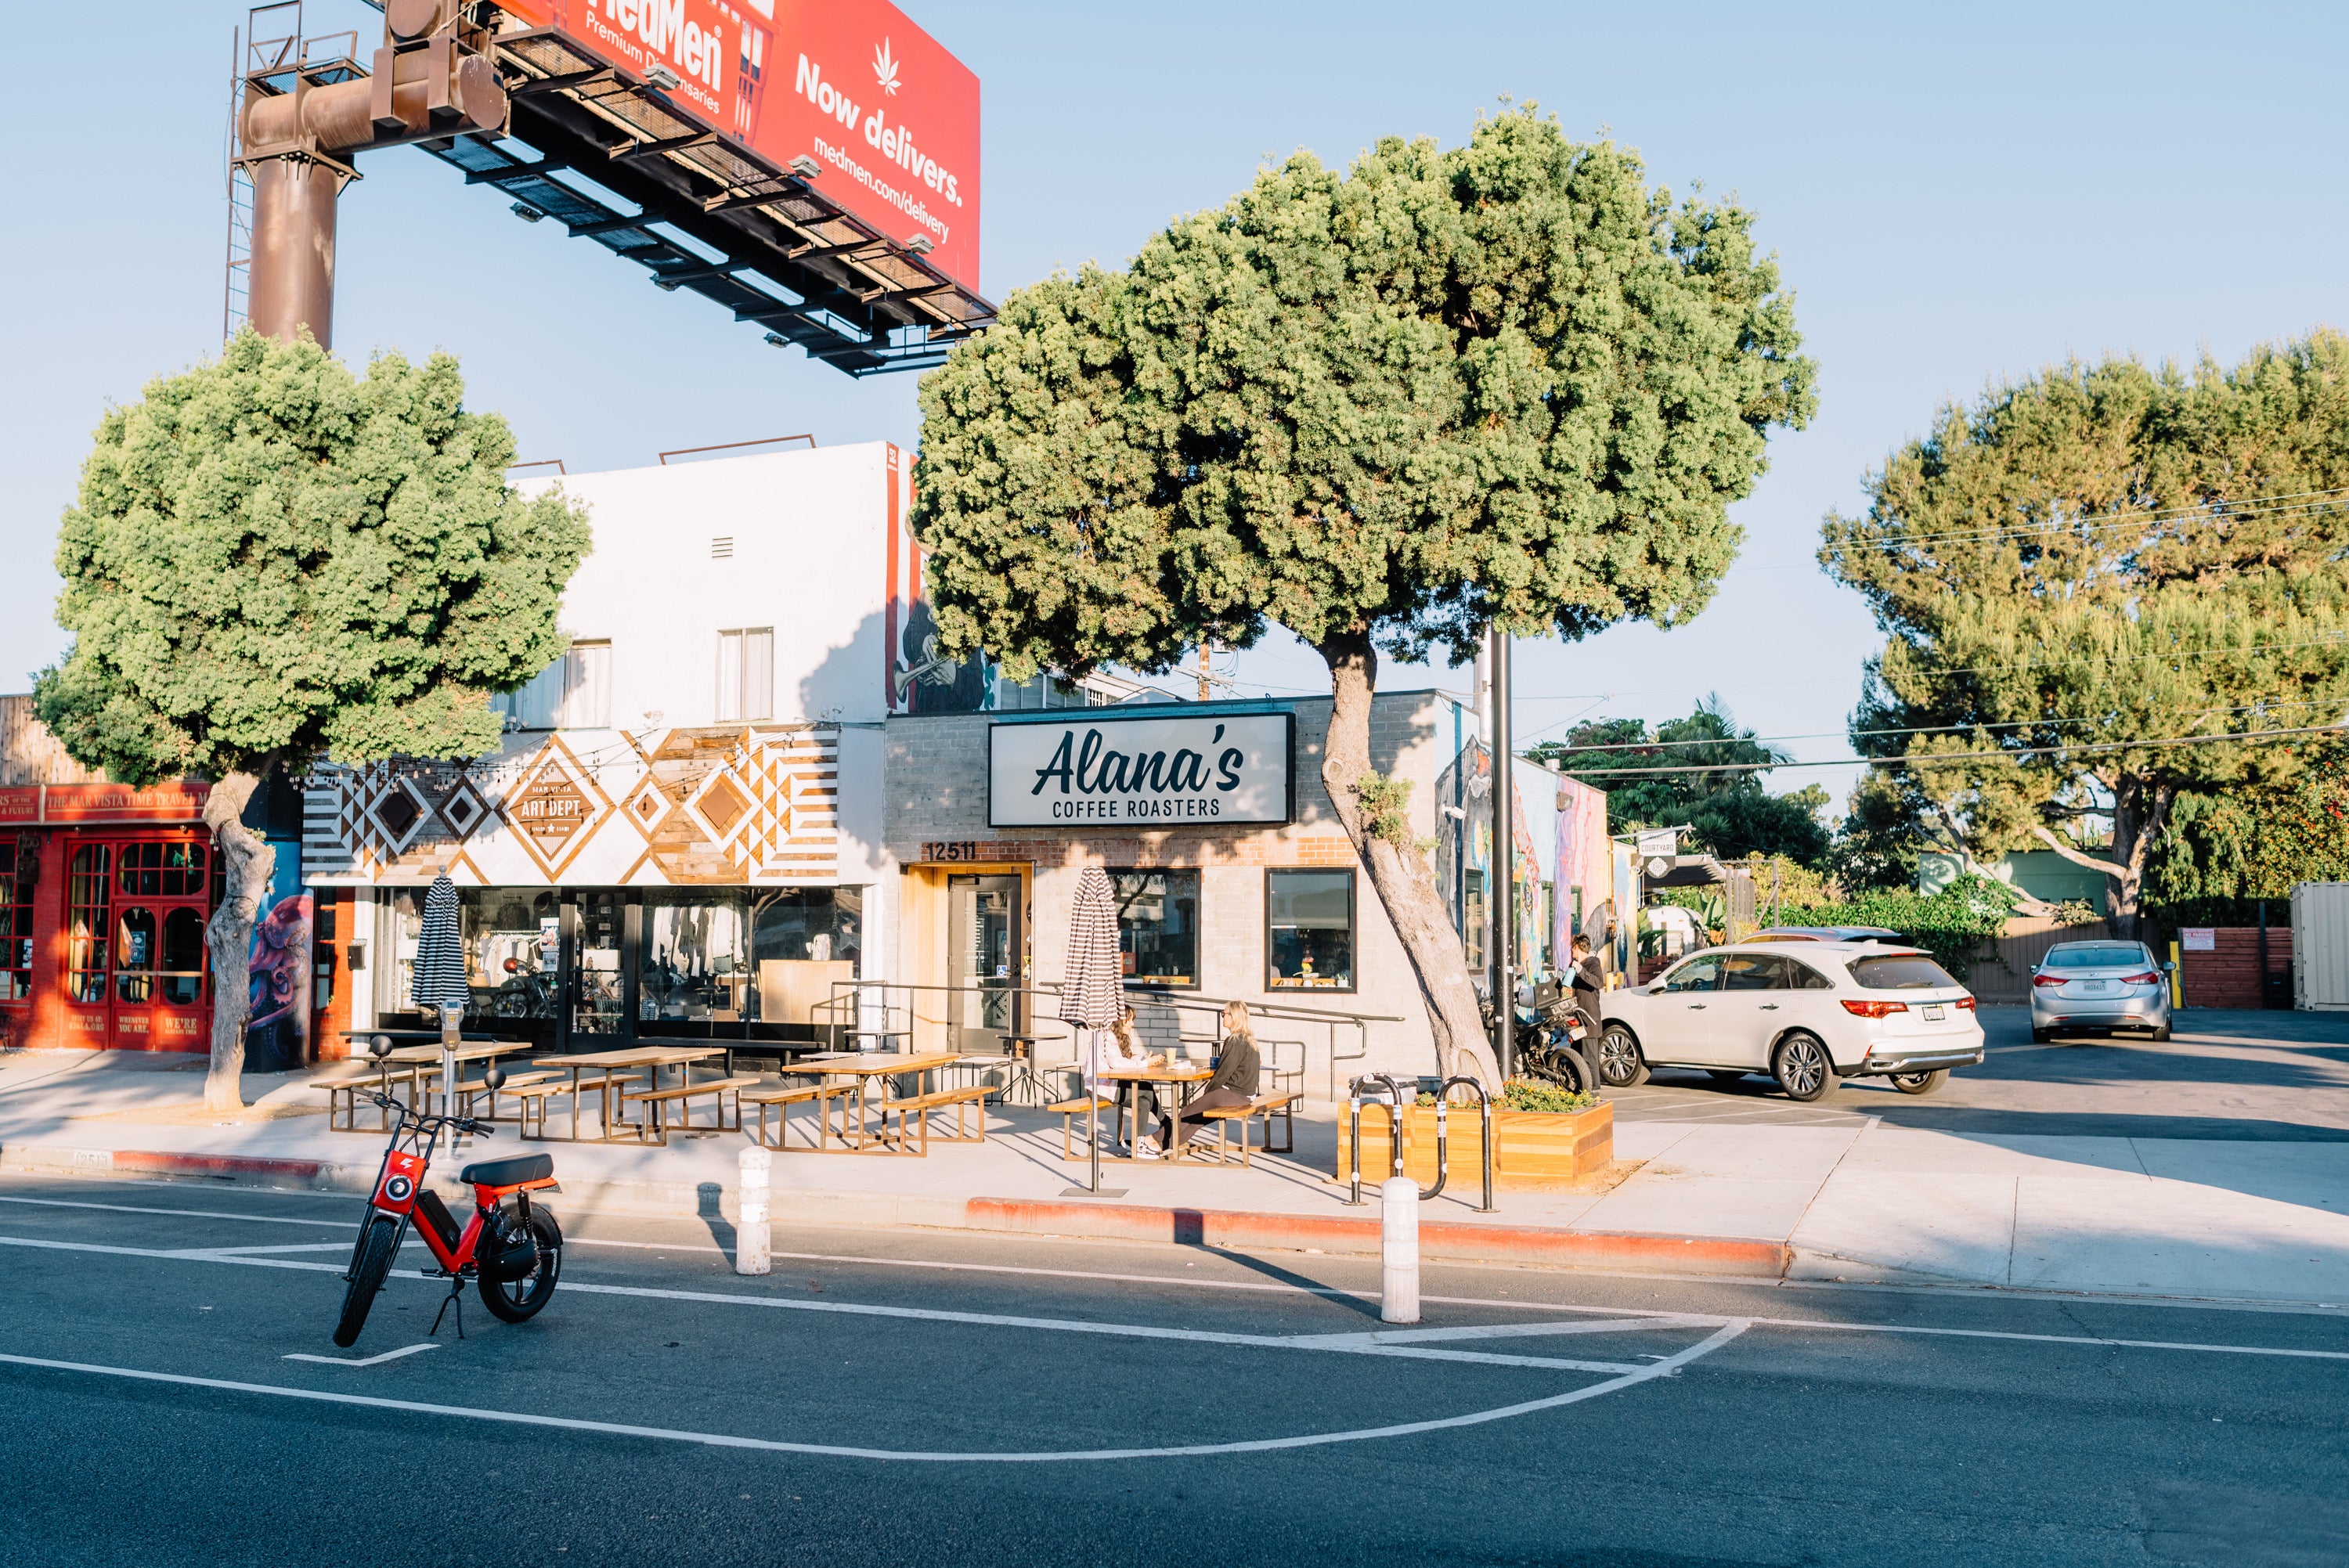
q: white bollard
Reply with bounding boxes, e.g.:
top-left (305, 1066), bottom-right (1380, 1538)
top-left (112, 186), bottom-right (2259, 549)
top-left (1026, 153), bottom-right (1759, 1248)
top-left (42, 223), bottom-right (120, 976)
top-left (1380, 1175), bottom-right (1420, 1324)
top-left (736, 1144), bottom-right (772, 1276)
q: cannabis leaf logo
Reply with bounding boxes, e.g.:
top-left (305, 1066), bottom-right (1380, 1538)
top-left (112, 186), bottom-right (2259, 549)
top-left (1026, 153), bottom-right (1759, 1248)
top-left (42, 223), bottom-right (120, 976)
top-left (872, 38), bottom-right (900, 95)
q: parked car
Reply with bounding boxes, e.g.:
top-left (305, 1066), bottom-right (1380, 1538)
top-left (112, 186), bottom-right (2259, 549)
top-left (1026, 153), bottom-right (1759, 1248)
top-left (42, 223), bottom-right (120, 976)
top-left (1748, 925), bottom-right (1912, 946)
top-left (2030, 939), bottom-right (2173, 1043)
top-left (1598, 942), bottom-right (1985, 1102)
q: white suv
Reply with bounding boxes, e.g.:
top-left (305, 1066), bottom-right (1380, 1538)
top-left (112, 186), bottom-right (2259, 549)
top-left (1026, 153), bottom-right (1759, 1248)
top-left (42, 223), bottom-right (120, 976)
top-left (1598, 941), bottom-right (1986, 1101)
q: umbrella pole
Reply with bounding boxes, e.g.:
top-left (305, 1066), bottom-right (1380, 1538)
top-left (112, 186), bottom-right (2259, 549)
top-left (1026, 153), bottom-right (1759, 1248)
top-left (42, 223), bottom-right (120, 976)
top-left (1061, 1029), bottom-right (1124, 1199)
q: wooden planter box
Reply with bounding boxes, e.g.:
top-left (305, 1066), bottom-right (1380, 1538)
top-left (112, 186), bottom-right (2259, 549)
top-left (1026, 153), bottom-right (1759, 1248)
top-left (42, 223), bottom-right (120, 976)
top-left (1334, 1100), bottom-right (1613, 1190)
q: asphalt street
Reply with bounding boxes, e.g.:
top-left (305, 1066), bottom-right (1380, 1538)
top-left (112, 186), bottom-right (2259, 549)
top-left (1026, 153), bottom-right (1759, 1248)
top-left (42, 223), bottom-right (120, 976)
top-left (2, 1173), bottom-right (2346, 1566)
top-left (1608, 1005), bottom-right (2349, 1141)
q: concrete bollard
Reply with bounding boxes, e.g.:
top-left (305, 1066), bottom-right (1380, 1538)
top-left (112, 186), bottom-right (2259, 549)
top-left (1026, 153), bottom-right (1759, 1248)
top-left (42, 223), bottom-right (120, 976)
top-left (736, 1144), bottom-right (771, 1276)
top-left (1380, 1175), bottom-right (1420, 1324)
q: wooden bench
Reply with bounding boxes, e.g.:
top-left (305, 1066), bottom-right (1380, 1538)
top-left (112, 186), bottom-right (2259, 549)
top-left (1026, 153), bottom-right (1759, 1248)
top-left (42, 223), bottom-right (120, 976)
top-left (311, 1071), bottom-right (388, 1132)
top-left (878, 1083), bottom-right (996, 1154)
top-left (512, 1074), bottom-right (646, 1141)
top-left (1048, 1095), bottom-right (1118, 1160)
top-left (1193, 1091), bottom-right (1302, 1167)
top-left (619, 1074), bottom-right (763, 1144)
top-left (453, 1069), bottom-right (562, 1123)
top-left (742, 1083), bottom-right (861, 1151)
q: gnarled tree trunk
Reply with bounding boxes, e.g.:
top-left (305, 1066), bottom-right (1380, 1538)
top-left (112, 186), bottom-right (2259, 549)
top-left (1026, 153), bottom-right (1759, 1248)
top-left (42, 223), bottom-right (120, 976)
top-left (2033, 773), bottom-right (2174, 941)
top-left (200, 767), bottom-right (277, 1112)
top-left (1316, 628), bottom-right (1501, 1088)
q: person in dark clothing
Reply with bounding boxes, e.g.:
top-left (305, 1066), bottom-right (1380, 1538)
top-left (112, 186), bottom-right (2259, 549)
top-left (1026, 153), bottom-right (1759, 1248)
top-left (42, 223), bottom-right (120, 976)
top-left (1570, 932), bottom-right (1605, 1038)
top-left (1149, 999), bottom-right (1261, 1155)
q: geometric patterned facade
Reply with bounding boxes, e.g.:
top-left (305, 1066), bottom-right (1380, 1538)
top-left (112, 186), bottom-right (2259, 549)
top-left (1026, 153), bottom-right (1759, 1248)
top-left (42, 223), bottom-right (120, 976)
top-left (303, 723), bottom-right (840, 887)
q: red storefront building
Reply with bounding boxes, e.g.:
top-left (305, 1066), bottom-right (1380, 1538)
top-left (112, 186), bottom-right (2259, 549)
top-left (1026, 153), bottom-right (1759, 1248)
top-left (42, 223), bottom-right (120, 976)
top-left (0, 697), bottom-right (219, 1053)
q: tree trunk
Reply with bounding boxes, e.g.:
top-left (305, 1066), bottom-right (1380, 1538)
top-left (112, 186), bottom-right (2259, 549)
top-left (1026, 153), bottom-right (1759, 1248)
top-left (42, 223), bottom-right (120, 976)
top-left (1315, 629), bottom-right (1502, 1088)
top-left (2032, 774), bottom-right (2174, 941)
top-left (1929, 802), bottom-right (2063, 917)
top-left (200, 768), bottom-right (277, 1112)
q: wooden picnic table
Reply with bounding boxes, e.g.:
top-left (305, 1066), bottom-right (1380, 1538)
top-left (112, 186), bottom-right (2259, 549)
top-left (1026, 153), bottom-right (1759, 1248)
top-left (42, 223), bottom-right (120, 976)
top-left (778, 1051), bottom-right (963, 1153)
top-left (1097, 1061), bottom-right (1217, 1157)
top-left (529, 1046), bottom-right (724, 1141)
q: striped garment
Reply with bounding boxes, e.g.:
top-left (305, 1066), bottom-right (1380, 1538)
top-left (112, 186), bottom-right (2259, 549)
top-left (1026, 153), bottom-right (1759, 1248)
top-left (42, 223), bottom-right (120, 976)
top-left (1057, 865), bottom-right (1125, 1029)
top-left (410, 874), bottom-right (468, 1011)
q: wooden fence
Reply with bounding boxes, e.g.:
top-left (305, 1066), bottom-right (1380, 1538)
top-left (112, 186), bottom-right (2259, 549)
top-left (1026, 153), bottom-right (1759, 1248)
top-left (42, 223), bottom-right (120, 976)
top-left (1962, 919), bottom-right (2115, 1002)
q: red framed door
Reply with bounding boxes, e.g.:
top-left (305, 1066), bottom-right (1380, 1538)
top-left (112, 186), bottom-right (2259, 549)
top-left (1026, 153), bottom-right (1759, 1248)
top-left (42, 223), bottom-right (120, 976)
top-left (61, 838), bottom-right (212, 1051)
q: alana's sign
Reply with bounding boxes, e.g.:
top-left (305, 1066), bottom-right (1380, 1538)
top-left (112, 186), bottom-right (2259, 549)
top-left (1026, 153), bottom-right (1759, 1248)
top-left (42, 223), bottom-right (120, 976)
top-left (988, 713), bottom-right (1294, 828)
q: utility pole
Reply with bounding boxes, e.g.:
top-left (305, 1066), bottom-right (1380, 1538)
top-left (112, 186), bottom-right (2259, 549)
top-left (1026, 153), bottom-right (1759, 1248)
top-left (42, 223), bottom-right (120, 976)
top-left (1197, 640), bottom-right (1213, 702)
top-left (1490, 623), bottom-right (1514, 1080)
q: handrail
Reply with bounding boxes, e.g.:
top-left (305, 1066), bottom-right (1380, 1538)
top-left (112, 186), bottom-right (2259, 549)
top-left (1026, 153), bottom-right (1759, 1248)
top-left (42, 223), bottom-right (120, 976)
top-left (659, 434), bottom-right (817, 463)
top-left (1435, 1076), bottom-right (1496, 1213)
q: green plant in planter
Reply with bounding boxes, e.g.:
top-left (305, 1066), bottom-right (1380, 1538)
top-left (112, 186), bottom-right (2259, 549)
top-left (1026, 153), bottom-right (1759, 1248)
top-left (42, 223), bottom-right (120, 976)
top-left (1418, 1079), bottom-right (1597, 1113)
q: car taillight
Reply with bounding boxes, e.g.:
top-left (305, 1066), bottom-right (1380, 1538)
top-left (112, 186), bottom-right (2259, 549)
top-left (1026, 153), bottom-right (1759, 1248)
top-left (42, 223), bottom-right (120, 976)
top-left (2031, 972), bottom-right (2067, 988)
top-left (1840, 999), bottom-right (1910, 1018)
top-left (1954, 997), bottom-right (1976, 1011)
top-left (2121, 970), bottom-right (2162, 985)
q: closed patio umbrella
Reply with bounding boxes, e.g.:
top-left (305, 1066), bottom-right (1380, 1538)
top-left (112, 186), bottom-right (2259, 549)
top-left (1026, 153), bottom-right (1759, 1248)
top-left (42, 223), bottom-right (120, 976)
top-left (1059, 866), bottom-right (1125, 1196)
top-left (410, 871), bottom-right (465, 1139)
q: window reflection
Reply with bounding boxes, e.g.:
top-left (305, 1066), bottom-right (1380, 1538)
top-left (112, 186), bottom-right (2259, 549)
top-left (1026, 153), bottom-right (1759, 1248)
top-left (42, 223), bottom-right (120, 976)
top-left (116, 907), bottom-right (157, 1004)
top-left (641, 892), bottom-right (749, 1025)
top-left (1268, 870), bottom-right (1355, 990)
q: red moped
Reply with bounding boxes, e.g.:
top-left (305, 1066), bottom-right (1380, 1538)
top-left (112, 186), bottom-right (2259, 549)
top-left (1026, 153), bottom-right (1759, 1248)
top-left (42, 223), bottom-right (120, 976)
top-left (334, 1059), bottom-right (563, 1348)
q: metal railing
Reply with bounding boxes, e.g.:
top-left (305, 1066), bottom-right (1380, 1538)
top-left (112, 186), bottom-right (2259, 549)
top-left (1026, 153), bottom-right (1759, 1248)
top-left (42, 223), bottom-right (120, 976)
top-left (811, 978), bottom-right (1403, 1101)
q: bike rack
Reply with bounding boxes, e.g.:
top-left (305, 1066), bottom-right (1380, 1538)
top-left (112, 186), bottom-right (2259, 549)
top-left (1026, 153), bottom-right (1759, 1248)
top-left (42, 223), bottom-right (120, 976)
top-left (1435, 1075), bottom-right (1496, 1213)
top-left (1344, 1073), bottom-right (1407, 1206)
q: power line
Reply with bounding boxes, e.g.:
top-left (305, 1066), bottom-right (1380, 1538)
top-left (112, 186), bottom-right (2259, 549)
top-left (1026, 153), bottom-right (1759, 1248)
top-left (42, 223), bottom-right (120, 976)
top-left (1528, 697), bottom-right (2349, 757)
top-left (1824, 484), bottom-right (2349, 557)
top-left (1546, 723), bottom-right (2347, 778)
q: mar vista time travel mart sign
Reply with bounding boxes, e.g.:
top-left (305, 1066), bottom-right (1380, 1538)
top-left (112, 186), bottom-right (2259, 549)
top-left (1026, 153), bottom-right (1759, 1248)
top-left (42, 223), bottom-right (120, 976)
top-left (988, 713), bottom-right (1294, 828)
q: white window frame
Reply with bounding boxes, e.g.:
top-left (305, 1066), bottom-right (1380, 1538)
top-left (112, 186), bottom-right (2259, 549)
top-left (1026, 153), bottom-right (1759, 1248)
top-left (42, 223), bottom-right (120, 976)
top-left (717, 628), bottom-right (774, 723)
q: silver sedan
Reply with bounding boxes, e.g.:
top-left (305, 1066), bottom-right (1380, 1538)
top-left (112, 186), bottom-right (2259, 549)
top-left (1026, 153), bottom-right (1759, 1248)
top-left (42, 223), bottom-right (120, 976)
top-left (2029, 939), bottom-right (2174, 1043)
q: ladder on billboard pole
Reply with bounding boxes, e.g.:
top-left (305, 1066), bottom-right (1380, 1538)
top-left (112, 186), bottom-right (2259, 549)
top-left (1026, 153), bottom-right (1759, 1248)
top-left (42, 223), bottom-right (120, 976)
top-left (222, 23), bottom-right (254, 340)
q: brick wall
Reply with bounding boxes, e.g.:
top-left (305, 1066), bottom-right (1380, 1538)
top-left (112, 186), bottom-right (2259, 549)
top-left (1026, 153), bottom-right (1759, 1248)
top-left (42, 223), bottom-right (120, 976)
top-left (2180, 926), bottom-right (2289, 1009)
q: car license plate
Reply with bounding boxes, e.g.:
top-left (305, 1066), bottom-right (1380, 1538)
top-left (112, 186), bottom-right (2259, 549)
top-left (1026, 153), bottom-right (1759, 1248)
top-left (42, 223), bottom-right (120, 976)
top-left (1922, 1004), bottom-right (1946, 1022)
top-left (2081, 981), bottom-right (2110, 994)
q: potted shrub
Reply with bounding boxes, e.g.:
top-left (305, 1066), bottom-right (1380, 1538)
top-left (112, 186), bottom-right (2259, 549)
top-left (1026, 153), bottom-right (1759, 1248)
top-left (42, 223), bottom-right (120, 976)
top-left (1335, 1077), bottom-right (1614, 1190)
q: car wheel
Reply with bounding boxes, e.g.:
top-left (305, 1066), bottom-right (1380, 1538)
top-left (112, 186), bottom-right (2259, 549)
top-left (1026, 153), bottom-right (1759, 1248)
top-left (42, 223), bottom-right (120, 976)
top-left (2031, 1028), bottom-right (2051, 1044)
top-left (1705, 1069), bottom-right (1748, 1083)
top-left (2152, 1023), bottom-right (2171, 1042)
top-left (1771, 1033), bottom-right (1838, 1103)
top-left (1890, 1069), bottom-right (1948, 1096)
top-left (1598, 1024), bottom-right (1650, 1088)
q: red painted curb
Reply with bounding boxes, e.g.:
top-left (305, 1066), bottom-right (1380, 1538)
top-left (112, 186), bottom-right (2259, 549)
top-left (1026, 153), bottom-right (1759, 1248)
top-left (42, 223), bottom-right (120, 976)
top-left (108, 1150), bottom-right (328, 1182)
top-left (963, 1197), bottom-right (1789, 1278)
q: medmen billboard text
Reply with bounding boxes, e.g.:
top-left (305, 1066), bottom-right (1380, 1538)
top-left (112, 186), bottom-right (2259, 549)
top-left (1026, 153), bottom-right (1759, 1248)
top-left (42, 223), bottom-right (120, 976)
top-left (989, 714), bottom-right (1295, 828)
top-left (493, 0), bottom-right (980, 290)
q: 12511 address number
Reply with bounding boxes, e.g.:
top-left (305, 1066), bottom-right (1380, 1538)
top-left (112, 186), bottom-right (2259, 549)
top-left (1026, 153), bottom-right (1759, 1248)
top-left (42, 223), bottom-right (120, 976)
top-left (920, 841), bottom-right (982, 863)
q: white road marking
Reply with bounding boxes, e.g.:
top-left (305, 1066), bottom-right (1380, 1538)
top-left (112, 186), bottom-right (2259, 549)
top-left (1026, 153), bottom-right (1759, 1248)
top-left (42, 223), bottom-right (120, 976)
top-left (171, 1243), bottom-right (355, 1258)
top-left (284, 1343), bottom-right (440, 1367)
top-left (0, 1323), bottom-right (1749, 1462)
top-left (0, 1195), bottom-right (350, 1228)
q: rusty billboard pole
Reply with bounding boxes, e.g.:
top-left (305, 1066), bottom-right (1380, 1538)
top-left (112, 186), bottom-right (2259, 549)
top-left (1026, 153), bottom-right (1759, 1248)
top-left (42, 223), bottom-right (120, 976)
top-left (235, 0), bottom-right (507, 349)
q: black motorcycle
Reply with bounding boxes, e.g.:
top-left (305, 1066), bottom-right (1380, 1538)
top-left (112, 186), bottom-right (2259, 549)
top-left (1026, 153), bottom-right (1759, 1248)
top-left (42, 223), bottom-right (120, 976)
top-left (1481, 977), bottom-right (1598, 1092)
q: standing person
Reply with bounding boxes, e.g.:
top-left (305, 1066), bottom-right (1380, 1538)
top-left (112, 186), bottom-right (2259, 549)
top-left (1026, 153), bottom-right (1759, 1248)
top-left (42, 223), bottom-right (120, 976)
top-left (1149, 1000), bottom-right (1260, 1156)
top-left (1570, 932), bottom-right (1605, 1034)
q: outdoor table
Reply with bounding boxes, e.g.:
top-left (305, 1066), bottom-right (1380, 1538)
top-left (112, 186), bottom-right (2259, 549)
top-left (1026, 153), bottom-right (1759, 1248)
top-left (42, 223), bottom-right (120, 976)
top-left (777, 1051), bottom-right (962, 1152)
top-left (529, 1047), bottom-right (723, 1141)
top-left (381, 1040), bottom-right (539, 1119)
top-left (1098, 1062), bottom-right (1217, 1158)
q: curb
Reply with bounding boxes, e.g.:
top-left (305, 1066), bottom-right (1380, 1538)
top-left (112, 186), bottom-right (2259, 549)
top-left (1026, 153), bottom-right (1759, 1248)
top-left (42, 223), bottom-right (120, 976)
top-left (1, 1141), bottom-right (1792, 1278)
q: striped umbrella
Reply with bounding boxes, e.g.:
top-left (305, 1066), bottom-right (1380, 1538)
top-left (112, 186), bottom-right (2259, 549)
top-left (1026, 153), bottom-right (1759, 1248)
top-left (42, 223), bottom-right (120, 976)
top-left (1059, 866), bottom-right (1124, 1030)
top-left (410, 873), bottom-right (467, 1012)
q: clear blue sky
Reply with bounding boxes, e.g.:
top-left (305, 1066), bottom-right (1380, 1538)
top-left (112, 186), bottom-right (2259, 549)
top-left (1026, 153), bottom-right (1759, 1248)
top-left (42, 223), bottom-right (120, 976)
top-left (4, 2), bottom-right (2343, 807)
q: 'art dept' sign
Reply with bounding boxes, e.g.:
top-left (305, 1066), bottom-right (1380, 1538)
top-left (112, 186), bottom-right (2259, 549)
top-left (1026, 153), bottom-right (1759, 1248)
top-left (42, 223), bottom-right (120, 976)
top-left (988, 713), bottom-right (1294, 827)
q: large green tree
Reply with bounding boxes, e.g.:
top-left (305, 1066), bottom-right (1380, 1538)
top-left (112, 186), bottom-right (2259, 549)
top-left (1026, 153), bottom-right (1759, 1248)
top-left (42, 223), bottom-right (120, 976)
top-left (912, 108), bottom-right (1814, 1082)
top-left (1820, 332), bottom-right (2349, 937)
top-left (38, 329), bottom-right (590, 1108)
top-left (1529, 695), bottom-right (1831, 864)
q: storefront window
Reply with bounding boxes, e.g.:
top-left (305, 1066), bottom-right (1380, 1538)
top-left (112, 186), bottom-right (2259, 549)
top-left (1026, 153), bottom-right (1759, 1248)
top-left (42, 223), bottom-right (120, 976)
top-left (748, 889), bottom-right (861, 1029)
top-left (463, 889), bottom-right (561, 1019)
top-left (0, 842), bottom-right (30, 1001)
top-left (1268, 869), bottom-right (1355, 991)
top-left (117, 842), bottom-right (204, 897)
top-left (641, 891), bottom-right (751, 1026)
top-left (573, 889), bottom-right (622, 1036)
top-left (67, 845), bottom-right (110, 1004)
top-left (161, 908), bottom-right (207, 1006)
top-left (115, 907), bottom-right (157, 1004)
top-left (1111, 871), bottom-right (1198, 989)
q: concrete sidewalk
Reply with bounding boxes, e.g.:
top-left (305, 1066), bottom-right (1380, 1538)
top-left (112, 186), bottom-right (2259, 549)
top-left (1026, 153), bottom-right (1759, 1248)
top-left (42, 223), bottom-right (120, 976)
top-left (5, 1050), bottom-right (2348, 1306)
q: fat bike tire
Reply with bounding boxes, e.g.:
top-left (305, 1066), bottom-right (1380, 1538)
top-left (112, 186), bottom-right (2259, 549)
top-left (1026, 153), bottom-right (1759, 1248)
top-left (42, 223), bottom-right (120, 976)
top-left (333, 1214), bottom-right (402, 1349)
top-left (479, 1206), bottom-right (564, 1324)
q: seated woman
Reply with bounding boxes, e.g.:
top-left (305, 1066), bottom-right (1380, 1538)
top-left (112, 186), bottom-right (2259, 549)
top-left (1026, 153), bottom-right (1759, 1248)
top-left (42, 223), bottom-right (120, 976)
top-left (1086, 1006), bottom-right (1160, 1152)
top-left (1142, 1000), bottom-right (1260, 1158)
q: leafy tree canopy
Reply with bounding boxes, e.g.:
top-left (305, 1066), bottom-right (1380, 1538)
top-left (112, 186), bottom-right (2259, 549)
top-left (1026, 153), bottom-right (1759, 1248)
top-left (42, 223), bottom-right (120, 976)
top-left (910, 106), bottom-right (1814, 1082)
top-left (1528, 695), bottom-right (1831, 864)
top-left (1820, 330), bottom-right (2349, 930)
top-left (2146, 741), bottom-right (2349, 910)
top-left (38, 328), bottom-right (590, 783)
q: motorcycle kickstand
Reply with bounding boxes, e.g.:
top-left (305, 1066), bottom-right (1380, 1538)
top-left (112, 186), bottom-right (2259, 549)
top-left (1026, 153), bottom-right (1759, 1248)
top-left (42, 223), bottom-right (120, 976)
top-left (428, 1278), bottom-right (467, 1340)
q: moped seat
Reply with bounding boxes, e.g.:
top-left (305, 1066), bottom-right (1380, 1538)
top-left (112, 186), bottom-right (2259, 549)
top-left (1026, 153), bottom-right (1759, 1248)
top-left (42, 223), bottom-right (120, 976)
top-left (457, 1153), bottom-right (554, 1188)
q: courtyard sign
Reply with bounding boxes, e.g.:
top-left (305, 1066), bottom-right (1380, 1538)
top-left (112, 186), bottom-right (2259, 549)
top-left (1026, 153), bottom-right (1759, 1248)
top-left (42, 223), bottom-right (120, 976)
top-left (988, 712), bottom-right (1294, 827)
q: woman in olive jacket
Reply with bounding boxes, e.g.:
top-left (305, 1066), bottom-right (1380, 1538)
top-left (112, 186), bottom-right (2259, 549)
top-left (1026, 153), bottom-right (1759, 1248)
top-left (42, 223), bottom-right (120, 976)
top-left (1149, 1000), bottom-right (1260, 1155)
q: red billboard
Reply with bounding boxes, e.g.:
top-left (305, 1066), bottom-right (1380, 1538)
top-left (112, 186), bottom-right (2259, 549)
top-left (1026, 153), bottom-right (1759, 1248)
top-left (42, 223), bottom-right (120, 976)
top-left (494, 0), bottom-right (980, 294)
